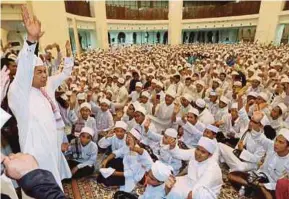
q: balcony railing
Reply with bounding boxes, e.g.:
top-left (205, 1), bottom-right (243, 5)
top-left (183, 1), bottom-right (261, 19)
top-left (65, 0), bottom-right (91, 17)
top-left (106, 5), bottom-right (168, 20)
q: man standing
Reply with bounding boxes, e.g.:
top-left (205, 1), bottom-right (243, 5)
top-left (8, 6), bottom-right (73, 189)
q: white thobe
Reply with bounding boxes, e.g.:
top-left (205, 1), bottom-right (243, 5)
top-left (8, 42), bottom-right (73, 189)
top-left (115, 86), bottom-right (129, 109)
top-left (121, 114), bottom-right (137, 131)
top-left (199, 108), bottom-right (215, 125)
top-left (166, 148), bottom-right (223, 199)
top-left (129, 91), bottom-right (140, 102)
top-left (254, 134), bottom-right (289, 190)
top-left (113, 145), bottom-right (153, 192)
top-left (139, 183), bottom-right (166, 199)
top-left (98, 135), bottom-right (126, 151)
top-left (151, 102), bottom-right (174, 133)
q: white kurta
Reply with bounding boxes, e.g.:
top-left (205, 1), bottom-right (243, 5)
top-left (8, 42), bottom-right (73, 189)
top-left (166, 148), bottom-right (223, 199)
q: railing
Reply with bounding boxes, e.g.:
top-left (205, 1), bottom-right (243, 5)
top-left (106, 5), bottom-right (168, 20)
top-left (284, 1), bottom-right (289, 10)
top-left (64, 0), bottom-right (91, 17)
top-left (183, 1), bottom-right (261, 19)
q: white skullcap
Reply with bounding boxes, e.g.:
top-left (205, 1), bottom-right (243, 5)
top-left (188, 107), bottom-right (199, 116)
top-left (129, 128), bottom-right (141, 141)
top-left (212, 78), bottom-right (222, 85)
top-left (206, 124), bottom-right (219, 133)
top-left (66, 91), bottom-right (72, 96)
top-left (151, 79), bottom-right (158, 84)
top-left (136, 82), bottom-right (143, 88)
top-left (135, 105), bottom-right (147, 115)
top-left (268, 69), bottom-right (277, 74)
top-left (106, 90), bottom-right (113, 95)
top-left (281, 77), bottom-right (289, 84)
top-left (182, 93), bottom-right (193, 102)
top-left (248, 91), bottom-right (258, 98)
top-left (114, 121), bottom-right (128, 131)
top-left (34, 56), bottom-right (44, 67)
top-left (151, 161), bottom-right (173, 182)
top-left (198, 137), bottom-right (216, 154)
top-left (231, 71), bottom-right (239, 76)
top-left (233, 81), bottom-right (242, 87)
top-left (209, 91), bottom-right (217, 96)
top-left (156, 81), bottom-right (163, 88)
top-left (277, 103), bottom-right (288, 115)
top-left (251, 76), bottom-right (262, 82)
top-left (141, 91), bottom-right (150, 98)
top-left (196, 80), bottom-right (205, 87)
top-left (195, 98), bottom-right (206, 108)
top-left (258, 92), bottom-right (269, 101)
top-left (220, 96), bottom-right (230, 105)
top-left (80, 102), bottom-right (91, 111)
top-left (80, 126), bottom-right (94, 137)
top-left (164, 128), bottom-right (178, 138)
top-left (165, 89), bottom-right (176, 98)
top-left (118, 77), bottom-right (125, 84)
top-left (278, 128), bottom-right (289, 142)
top-left (100, 98), bottom-right (111, 106)
top-left (77, 93), bottom-right (86, 100)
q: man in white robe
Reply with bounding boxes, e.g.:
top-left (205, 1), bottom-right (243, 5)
top-left (8, 8), bottom-right (73, 189)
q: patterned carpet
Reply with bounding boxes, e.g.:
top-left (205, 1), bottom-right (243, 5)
top-left (63, 163), bottom-right (246, 199)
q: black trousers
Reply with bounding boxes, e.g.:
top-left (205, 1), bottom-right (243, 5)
top-left (67, 160), bottom-right (94, 179)
top-left (97, 158), bottom-right (125, 186)
top-left (216, 132), bottom-right (239, 148)
top-left (114, 191), bottom-right (138, 199)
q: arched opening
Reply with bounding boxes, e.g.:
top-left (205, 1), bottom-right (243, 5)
top-left (108, 32), bottom-right (111, 44)
top-left (163, 31), bottom-right (168, 44)
top-left (118, 32), bottom-right (126, 43)
top-left (189, 32), bottom-right (195, 43)
top-left (156, 32), bottom-right (161, 43)
top-left (133, 32), bottom-right (137, 44)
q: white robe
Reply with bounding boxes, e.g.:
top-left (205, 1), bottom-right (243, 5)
top-left (8, 42), bottom-right (73, 189)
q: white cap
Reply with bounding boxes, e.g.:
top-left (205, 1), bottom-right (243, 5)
top-left (195, 98), bottom-right (206, 108)
top-left (209, 91), bottom-right (217, 97)
top-left (77, 93), bottom-right (86, 100)
top-left (278, 128), bottom-right (289, 142)
top-left (231, 103), bottom-right (238, 109)
top-left (248, 91), bottom-right (258, 98)
top-left (135, 105), bottom-right (147, 115)
top-left (99, 167), bottom-right (115, 179)
top-left (156, 81), bottom-right (163, 88)
top-left (260, 114), bottom-right (270, 126)
top-left (60, 94), bottom-right (68, 101)
top-left (114, 121), bottom-right (128, 131)
top-left (220, 96), bottom-right (230, 105)
top-left (66, 91), bottom-right (72, 96)
top-left (182, 94), bottom-right (193, 102)
top-left (233, 81), bottom-right (242, 87)
top-left (198, 137), bottom-right (216, 154)
top-left (188, 107), bottom-right (199, 116)
top-left (136, 82), bottom-right (143, 88)
top-left (231, 71), bottom-right (239, 76)
top-left (141, 91), bottom-right (150, 98)
top-left (164, 128), bottom-right (178, 138)
top-left (206, 124), bottom-right (219, 134)
top-left (251, 76), bottom-right (262, 82)
top-left (258, 92), bottom-right (269, 101)
top-left (281, 77), bottom-right (289, 84)
top-left (80, 102), bottom-right (91, 111)
top-left (277, 103), bottom-right (288, 115)
top-left (212, 78), bottom-right (222, 85)
top-left (165, 89), bottom-right (176, 98)
top-left (100, 98), bottom-right (111, 106)
top-left (196, 80), bottom-right (205, 87)
top-left (118, 77), bottom-right (125, 84)
top-left (34, 56), bottom-right (44, 67)
top-left (129, 128), bottom-right (141, 141)
top-left (151, 161), bottom-right (173, 182)
top-left (80, 126), bottom-right (94, 137)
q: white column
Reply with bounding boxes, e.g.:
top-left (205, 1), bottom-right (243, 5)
top-left (255, 1), bottom-right (285, 45)
top-left (72, 18), bottom-right (81, 56)
top-left (168, 0), bottom-right (183, 45)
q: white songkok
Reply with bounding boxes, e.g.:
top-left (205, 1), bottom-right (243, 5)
top-left (188, 107), bottom-right (199, 116)
top-left (182, 94), bottom-right (193, 102)
top-left (80, 126), bottom-right (94, 137)
top-left (100, 98), bottom-right (111, 106)
top-left (130, 128), bottom-right (141, 141)
top-left (164, 128), bottom-right (178, 138)
top-left (198, 137), bottom-right (216, 154)
top-left (136, 82), bottom-right (143, 88)
top-left (206, 124), bottom-right (219, 134)
top-left (278, 128), bottom-right (289, 142)
top-left (34, 56), bottom-right (44, 67)
top-left (77, 93), bottom-right (86, 100)
top-left (114, 121), bottom-right (128, 131)
top-left (248, 91), bottom-right (258, 98)
top-left (151, 161), bottom-right (173, 182)
top-left (195, 98), bottom-right (206, 109)
top-left (258, 92), bottom-right (269, 101)
top-left (80, 102), bottom-right (91, 111)
top-left (277, 103), bottom-right (288, 115)
top-left (141, 91), bottom-right (150, 98)
top-left (118, 77), bottom-right (125, 84)
top-left (220, 96), bottom-right (230, 105)
top-left (166, 89), bottom-right (176, 98)
top-left (135, 105), bottom-right (147, 115)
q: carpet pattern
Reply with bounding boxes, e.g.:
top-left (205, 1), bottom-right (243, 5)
top-left (63, 163), bottom-right (248, 199)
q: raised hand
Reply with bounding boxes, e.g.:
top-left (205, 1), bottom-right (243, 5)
top-left (21, 5), bottom-right (44, 42)
top-left (69, 93), bottom-right (77, 109)
top-left (1, 66), bottom-right (10, 103)
top-left (143, 118), bottom-right (151, 133)
top-left (173, 103), bottom-right (181, 114)
top-left (65, 40), bottom-right (71, 57)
